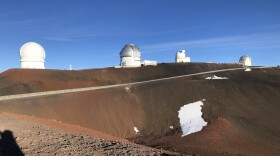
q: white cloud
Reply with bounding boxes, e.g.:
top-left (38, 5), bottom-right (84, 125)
top-left (141, 33), bottom-right (280, 53)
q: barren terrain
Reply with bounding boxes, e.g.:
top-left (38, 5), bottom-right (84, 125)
top-left (0, 63), bottom-right (279, 155)
top-left (0, 112), bottom-right (178, 155)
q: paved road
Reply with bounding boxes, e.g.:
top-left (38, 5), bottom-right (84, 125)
top-left (0, 66), bottom-right (271, 101)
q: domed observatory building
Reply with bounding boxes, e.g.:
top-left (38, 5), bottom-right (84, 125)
top-left (120, 44), bottom-right (141, 67)
top-left (176, 50), bottom-right (190, 63)
top-left (239, 55), bottom-right (252, 66)
top-left (20, 42), bottom-right (46, 69)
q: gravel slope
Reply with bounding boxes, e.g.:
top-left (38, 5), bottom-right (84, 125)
top-left (0, 112), bottom-right (180, 156)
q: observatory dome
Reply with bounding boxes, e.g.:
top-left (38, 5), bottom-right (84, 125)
top-left (120, 44), bottom-right (141, 58)
top-left (176, 50), bottom-right (186, 59)
top-left (239, 55), bottom-right (252, 66)
top-left (175, 50), bottom-right (190, 63)
top-left (20, 42), bottom-right (46, 69)
top-left (119, 44), bottom-right (141, 67)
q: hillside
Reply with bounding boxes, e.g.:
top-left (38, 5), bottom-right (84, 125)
top-left (0, 112), bottom-right (177, 155)
top-left (0, 63), bottom-right (240, 95)
top-left (0, 63), bottom-right (279, 155)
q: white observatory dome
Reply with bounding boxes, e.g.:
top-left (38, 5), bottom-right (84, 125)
top-left (239, 55), bottom-right (252, 66)
top-left (20, 42), bottom-right (46, 69)
top-left (176, 50), bottom-right (190, 63)
top-left (176, 50), bottom-right (186, 59)
top-left (120, 44), bottom-right (141, 67)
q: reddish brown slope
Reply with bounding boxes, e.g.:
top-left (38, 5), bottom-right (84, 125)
top-left (0, 112), bottom-right (177, 155)
top-left (0, 88), bottom-right (144, 138)
top-left (0, 64), bottom-right (279, 155)
top-left (0, 63), bottom-right (240, 96)
top-left (134, 68), bottom-right (280, 155)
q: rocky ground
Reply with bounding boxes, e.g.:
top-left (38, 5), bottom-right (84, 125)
top-left (0, 112), bottom-right (181, 156)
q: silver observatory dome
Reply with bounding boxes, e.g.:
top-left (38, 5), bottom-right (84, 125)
top-left (120, 44), bottom-right (141, 58)
top-left (239, 55), bottom-right (251, 62)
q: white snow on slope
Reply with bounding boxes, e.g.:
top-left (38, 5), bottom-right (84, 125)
top-left (245, 68), bottom-right (252, 71)
top-left (205, 75), bottom-right (228, 79)
top-left (134, 127), bottom-right (140, 134)
top-left (178, 101), bottom-right (207, 137)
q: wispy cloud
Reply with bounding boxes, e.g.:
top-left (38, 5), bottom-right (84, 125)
top-left (44, 37), bottom-right (74, 42)
top-left (44, 31), bottom-right (103, 42)
top-left (44, 30), bottom-right (99, 41)
top-left (0, 10), bottom-right (29, 18)
top-left (141, 33), bottom-right (280, 53)
top-left (248, 23), bottom-right (280, 31)
top-left (0, 15), bottom-right (119, 41)
top-left (43, 23), bottom-right (124, 41)
top-left (132, 22), bottom-right (229, 37)
top-left (0, 19), bottom-right (42, 26)
top-left (43, 20), bottom-right (231, 41)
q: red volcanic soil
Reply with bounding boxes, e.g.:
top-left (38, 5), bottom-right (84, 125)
top-left (138, 117), bottom-right (278, 155)
top-left (0, 63), bottom-right (280, 155)
top-left (0, 63), bottom-right (240, 95)
top-left (0, 112), bottom-right (177, 155)
top-left (4, 112), bottom-right (129, 143)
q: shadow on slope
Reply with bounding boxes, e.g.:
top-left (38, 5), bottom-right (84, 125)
top-left (0, 130), bottom-right (24, 156)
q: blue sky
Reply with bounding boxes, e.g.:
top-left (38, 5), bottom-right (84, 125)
top-left (0, 0), bottom-right (280, 71)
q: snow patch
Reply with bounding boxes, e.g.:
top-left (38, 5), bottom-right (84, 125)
top-left (178, 101), bottom-right (208, 137)
top-left (134, 127), bottom-right (140, 134)
top-left (205, 75), bottom-right (228, 79)
top-left (169, 126), bottom-right (174, 129)
top-left (245, 68), bottom-right (252, 71)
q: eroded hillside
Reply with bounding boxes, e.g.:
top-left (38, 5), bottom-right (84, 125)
top-left (0, 63), bottom-right (240, 95)
top-left (0, 63), bottom-right (279, 155)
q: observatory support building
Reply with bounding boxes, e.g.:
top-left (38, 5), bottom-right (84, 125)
top-left (176, 50), bottom-right (190, 63)
top-left (20, 42), bottom-right (46, 69)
